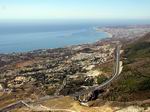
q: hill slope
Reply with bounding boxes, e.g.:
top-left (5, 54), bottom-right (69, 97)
top-left (105, 33), bottom-right (150, 101)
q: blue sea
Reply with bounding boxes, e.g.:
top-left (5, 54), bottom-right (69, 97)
top-left (1, 19), bottom-right (149, 53)
top-left (0, 22), bottom-right (109, 53)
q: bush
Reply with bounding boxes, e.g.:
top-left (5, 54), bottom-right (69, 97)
top-left (97, 75), bottom-right (108, 84)
top-left (138, 78), bottom-right (150, 90)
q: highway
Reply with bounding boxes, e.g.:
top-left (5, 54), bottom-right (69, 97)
top-left (94, 44), bottom-right (121, 90)
top-left (77, 44), bottom-right (123, 103)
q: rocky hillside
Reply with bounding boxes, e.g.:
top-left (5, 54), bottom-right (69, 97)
top-left (104, 33), bottom-right (150, 102)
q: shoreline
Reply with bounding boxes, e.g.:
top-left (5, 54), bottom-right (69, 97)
top-left (0, 38), bottom-right (108, 55)
top-left (0, 33), bottom-right (111, 55)
top-left (0, 28), bottom-right (110, 55)
top-left (102, 31), bottom-right (113, 38)
top-left (94, 27), bottom-right (113, 38)
top-left (1, 24), bottom-right (150, 55)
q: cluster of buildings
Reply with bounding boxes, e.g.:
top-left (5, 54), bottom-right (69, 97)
top-left (0, 41), bottom-right (115, 96)
top-left (96, 25), bottom-right (150, 39)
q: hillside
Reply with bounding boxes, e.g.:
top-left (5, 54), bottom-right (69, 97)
top-left (9, 33), bottom-right (150, 112)
top-left (104, 33), bottom-right (150, 102)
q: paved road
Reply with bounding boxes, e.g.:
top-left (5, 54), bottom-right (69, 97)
top-left (77, 44), bottom-right (123, 103)
top-left (94, 44), bottom-right (121, 90)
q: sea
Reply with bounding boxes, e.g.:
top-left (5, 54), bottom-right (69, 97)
top-left (0, 20), bottom-right (149, 54)
top-left (0, 21), bottom-right (109, 53)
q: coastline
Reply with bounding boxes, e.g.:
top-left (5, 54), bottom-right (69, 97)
top-left (0, 37), bottom-right (111, 55)
top-left (0, 31), bottom-right (110, 55)
top-left (1, 24), bottom-right (150, 55)
top-left (93, 27), bottom-right (113, 38)
top-left (102, 31), bottom-right (113, 38)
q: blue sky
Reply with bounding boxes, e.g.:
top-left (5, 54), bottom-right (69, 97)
top-left (0, 0), bottom-right (150, 20)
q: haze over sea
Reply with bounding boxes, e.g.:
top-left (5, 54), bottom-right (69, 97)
top-left (0, 20), bottom-right (150, 53)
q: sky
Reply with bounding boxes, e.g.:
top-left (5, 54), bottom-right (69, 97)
top-left (0, 0), bottom-right (150, 20)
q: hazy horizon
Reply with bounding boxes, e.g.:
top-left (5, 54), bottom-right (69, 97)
top-left (1, 19), bottom-right (150, 26)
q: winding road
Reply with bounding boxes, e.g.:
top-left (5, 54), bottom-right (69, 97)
top-left (77, 43), bottom-right (123, 103)
top-left (94, 43), bottom-right (121, 90)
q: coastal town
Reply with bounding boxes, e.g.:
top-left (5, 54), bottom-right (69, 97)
top-left (0, 25), bottom-right (150, 111)
top-left (95, 25), bottom-right (150, 39)
top-left (0, 38), bottom-right (115, 95)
